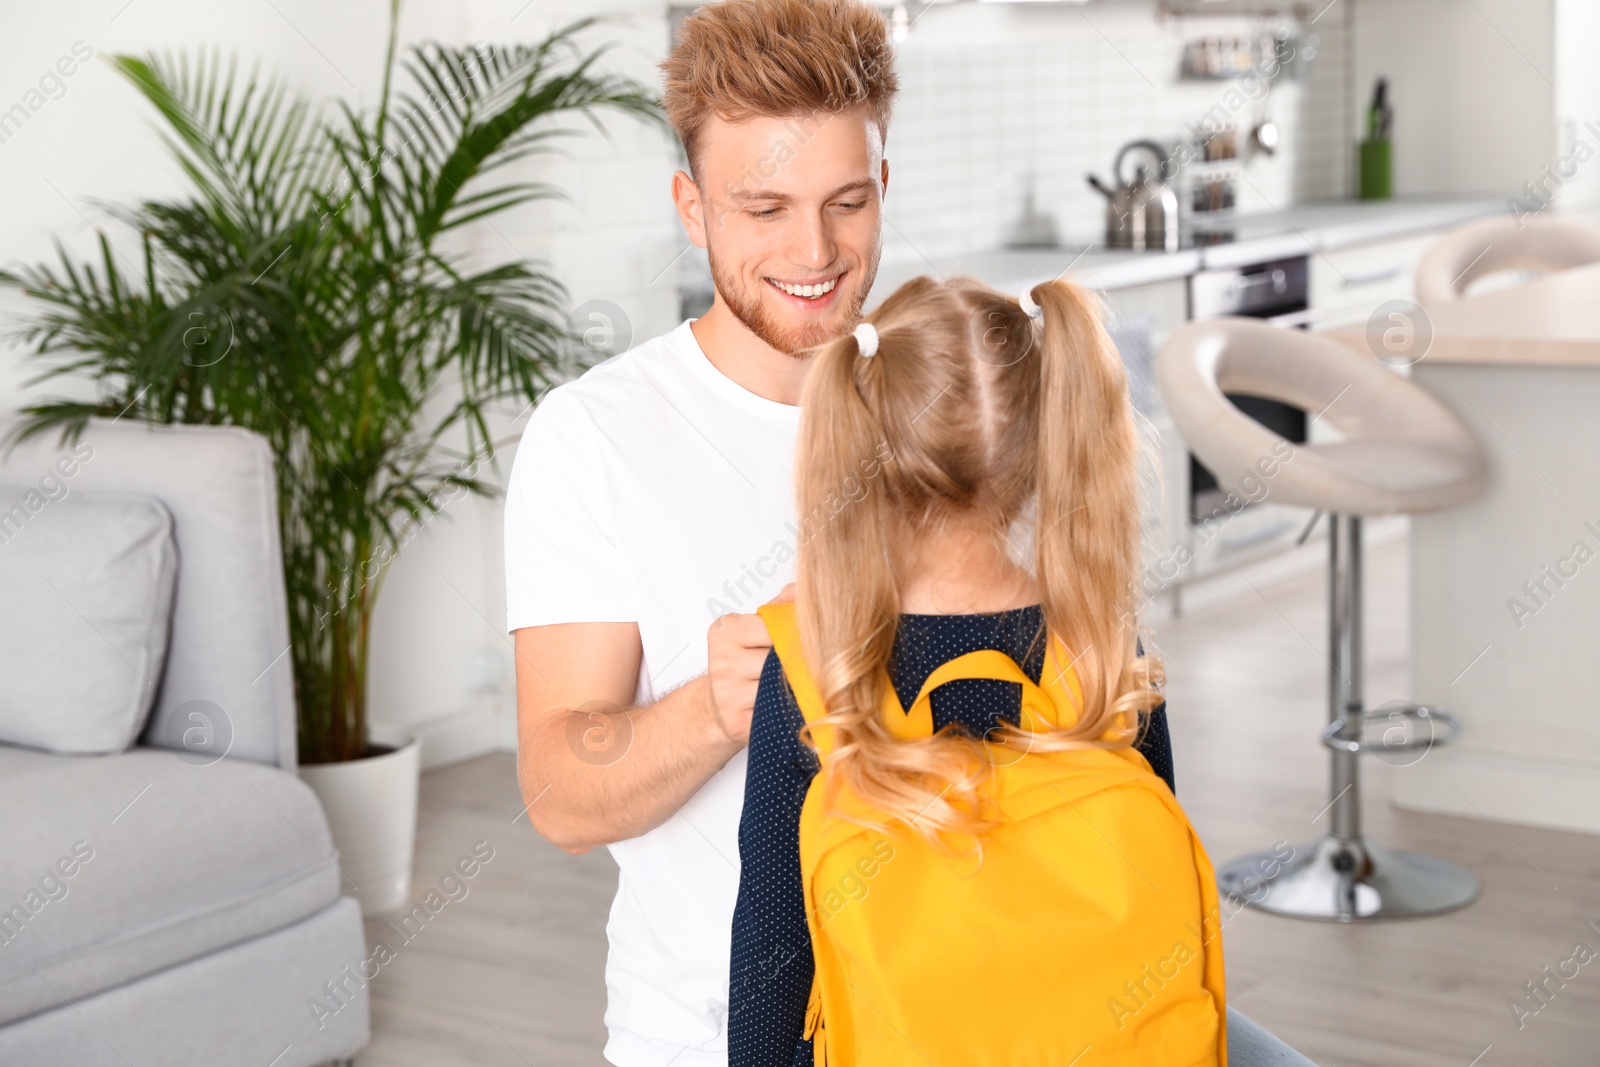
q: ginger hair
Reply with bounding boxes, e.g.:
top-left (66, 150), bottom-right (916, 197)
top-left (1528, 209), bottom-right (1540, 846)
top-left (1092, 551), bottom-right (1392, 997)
top-left (661, 0), bottom-right (898, 175)
top-left (792, 275), bottom-right (1165, 860)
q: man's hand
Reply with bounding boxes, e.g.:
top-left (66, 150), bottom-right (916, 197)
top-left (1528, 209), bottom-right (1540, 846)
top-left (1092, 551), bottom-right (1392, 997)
top-left (704, 614), bottom-right (772, 748)
top-left (705, 584), bottom-right (794, 748)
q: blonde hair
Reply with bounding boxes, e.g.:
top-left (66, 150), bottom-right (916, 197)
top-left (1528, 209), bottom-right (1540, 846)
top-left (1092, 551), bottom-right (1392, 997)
top-left (793, 275), bottom-right (1165, 858)
top-left (660, 0), bottom-right (898, 175)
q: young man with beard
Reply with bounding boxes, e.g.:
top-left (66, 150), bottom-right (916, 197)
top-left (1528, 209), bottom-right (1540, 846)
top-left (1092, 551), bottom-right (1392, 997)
top-left (505, 2), bottom-right (888, 1063)
top-left (505, 2), bottom-right (1312, 1066)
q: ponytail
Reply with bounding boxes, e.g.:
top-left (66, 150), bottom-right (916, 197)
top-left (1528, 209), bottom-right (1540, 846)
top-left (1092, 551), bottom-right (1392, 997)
top-left (1018, 279), bottom-right (1160, 748)
top-left (793, 316), bottom-right (899, 708)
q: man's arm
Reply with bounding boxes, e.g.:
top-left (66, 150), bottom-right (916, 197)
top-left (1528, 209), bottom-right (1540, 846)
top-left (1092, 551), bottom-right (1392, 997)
top-left (513, 608), bottom-right (779, 852)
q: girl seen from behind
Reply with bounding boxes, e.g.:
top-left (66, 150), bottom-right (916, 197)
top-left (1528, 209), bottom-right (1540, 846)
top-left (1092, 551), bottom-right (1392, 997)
top-left (729, 275), bottom-right (1227, 1066)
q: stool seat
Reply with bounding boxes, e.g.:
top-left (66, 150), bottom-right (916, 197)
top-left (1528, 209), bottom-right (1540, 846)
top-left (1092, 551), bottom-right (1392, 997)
top-left (1277, 439), bottom-right (1483, 515)
top-left (1415, 216), bottom-right (1600, 306)
top-left (1157, 318), bottom-right (1487, 517)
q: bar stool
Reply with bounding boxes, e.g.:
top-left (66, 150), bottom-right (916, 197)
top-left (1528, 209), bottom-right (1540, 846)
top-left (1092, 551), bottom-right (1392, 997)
top-left (1415, 216), bottom-right (1600, 305)
top-left (1156, 318), bottom-right (1489, 921)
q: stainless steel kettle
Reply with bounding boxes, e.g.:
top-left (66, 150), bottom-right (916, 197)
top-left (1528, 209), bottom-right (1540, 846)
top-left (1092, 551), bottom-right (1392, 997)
top-left (1087, 140), bottom-right (1180, 252)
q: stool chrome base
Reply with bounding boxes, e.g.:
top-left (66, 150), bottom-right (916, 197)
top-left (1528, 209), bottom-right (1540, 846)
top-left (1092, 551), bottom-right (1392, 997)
top-left (1219, 835), bottom-right (1480, 922)
top-left (1216, 514), bottom-right (1480, 923)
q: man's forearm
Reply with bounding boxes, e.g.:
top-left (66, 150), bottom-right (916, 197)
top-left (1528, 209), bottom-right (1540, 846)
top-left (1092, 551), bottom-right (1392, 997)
top-left (518, 673), bottom-right (743, 851)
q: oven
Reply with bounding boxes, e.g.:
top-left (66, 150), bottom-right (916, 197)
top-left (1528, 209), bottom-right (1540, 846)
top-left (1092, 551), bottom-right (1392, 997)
top-left (1186, 255), bottom-right (1310, 524)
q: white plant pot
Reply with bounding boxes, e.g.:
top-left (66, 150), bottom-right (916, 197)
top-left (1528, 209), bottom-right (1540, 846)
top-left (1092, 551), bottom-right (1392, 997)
top-left (299, 732), bottom-right (421, 916)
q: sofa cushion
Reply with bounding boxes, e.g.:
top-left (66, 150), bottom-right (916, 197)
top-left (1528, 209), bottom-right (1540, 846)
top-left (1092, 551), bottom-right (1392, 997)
top-left (0, 489), bottom-right (178, 755)
top-left (0, 742), bottom-right (66, 783)
top-left (0, 746), bottom-right (343, 1025)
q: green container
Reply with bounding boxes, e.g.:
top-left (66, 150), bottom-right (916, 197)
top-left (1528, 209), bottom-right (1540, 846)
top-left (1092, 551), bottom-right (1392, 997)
top-left (1359, 139), bottom-right (1392, 200)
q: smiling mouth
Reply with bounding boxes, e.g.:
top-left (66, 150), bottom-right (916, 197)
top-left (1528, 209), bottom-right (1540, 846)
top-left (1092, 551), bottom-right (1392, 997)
top-left (766, 272), bottom-right (845, 300)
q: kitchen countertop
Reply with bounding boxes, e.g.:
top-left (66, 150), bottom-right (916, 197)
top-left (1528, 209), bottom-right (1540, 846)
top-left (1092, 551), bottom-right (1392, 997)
top-left (871, 197), bottom-right (1504, 299)
top-left (871, 245), bottom-right (1204, 299)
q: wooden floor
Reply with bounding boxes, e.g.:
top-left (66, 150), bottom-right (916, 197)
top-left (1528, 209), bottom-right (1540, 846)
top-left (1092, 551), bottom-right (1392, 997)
top-left (355, 538), bottom-right (1600, 1067)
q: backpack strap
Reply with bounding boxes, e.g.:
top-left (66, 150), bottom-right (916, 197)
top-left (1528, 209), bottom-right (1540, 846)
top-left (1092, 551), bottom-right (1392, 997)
top-left (892, 646), bottom-right (1084, 740)
top-left (757, 601), bottom-right (841, 757)
top-left (756, 601), bottom-right (1097, 757)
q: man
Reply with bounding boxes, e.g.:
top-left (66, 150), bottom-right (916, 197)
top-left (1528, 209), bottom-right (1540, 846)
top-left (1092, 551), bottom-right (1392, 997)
top-left (506, 3), bottom-right (1313, 1066)
top-left (504, 2), bottom-right (893, 1064)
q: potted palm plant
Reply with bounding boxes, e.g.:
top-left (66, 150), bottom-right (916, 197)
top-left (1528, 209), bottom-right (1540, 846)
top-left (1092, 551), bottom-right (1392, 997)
top-left (1, 4), bottom-right (659, 914)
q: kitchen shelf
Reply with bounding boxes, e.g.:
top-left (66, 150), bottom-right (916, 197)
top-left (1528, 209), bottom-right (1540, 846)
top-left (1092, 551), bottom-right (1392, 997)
top-left (1177, 72), bottom-right (1267, 82)
top-left (1158, 0), bottom-right (1316, 19)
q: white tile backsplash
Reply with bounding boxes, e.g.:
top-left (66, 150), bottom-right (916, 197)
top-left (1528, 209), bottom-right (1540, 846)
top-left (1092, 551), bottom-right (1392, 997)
top-left (880, 0), bottom-right (1352, 265)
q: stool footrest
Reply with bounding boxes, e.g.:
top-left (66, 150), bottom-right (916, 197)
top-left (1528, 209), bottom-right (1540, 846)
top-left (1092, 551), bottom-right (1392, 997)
top-left (1320, 702), bottom-right (1462, 755)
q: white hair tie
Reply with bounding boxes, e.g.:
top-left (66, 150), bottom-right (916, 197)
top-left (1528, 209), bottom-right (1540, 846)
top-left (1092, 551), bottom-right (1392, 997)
top-left (1019, 286), bottom-right (1043, 319)
top-left (853, 321), bottom-right (879, 357)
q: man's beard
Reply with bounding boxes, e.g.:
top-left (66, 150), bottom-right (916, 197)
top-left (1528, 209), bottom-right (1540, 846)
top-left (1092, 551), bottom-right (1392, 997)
top-left (706, 244), bottom-right (878, 356)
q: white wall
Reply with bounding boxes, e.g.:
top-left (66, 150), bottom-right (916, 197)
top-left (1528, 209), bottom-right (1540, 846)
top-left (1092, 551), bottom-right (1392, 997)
top-left (1351, 0), bottom-right (1556, 199)
top-left (1554, 0), bottom-right (1600, 217)
top-left (0, 0), bottom-right (685, 767)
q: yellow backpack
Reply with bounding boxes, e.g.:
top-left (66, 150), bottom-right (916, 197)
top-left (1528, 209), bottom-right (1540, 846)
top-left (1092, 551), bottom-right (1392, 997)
top-left (757, 601), bottom-right (1227, 1067)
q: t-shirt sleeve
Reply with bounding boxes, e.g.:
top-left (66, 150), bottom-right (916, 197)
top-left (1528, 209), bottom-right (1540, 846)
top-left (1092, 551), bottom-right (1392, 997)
top-left (503, 387), bottom-right (633, 631)
top-left (728, 649), bottom-right (818, 1067)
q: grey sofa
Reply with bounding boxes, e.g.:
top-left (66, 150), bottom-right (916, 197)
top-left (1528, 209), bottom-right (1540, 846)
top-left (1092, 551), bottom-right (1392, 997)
top-left (0, 416), bottom-right (368, 1066)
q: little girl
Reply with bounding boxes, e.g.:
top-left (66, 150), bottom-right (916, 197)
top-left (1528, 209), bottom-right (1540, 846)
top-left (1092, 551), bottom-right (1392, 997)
top-left (727, 275), bottom-right (1221, 1066)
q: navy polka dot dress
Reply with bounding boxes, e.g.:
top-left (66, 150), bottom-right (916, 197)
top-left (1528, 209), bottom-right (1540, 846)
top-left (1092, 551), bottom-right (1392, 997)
top-left (726, 605), bottom-right (1175, 1067)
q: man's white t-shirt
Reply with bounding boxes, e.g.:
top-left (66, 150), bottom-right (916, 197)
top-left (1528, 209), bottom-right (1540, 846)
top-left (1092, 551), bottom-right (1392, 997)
top-left (504, 319), bottom-right (801, 1067)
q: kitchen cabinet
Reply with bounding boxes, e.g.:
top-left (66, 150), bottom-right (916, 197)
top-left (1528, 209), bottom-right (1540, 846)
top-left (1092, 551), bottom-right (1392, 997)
top-left (1099, 277), bottom-right (1189, 349)
top-left (1098, 278), bottom-right (1191, 584)
top-left (1100, 273), bottom-right (1190, 427)
top-left (1307, 231), bottom-right (1436, 331)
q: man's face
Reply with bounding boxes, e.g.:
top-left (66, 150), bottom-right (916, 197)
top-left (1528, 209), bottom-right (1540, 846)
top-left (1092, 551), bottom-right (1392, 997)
top-left (676, 108), bottom-right (887, 356)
